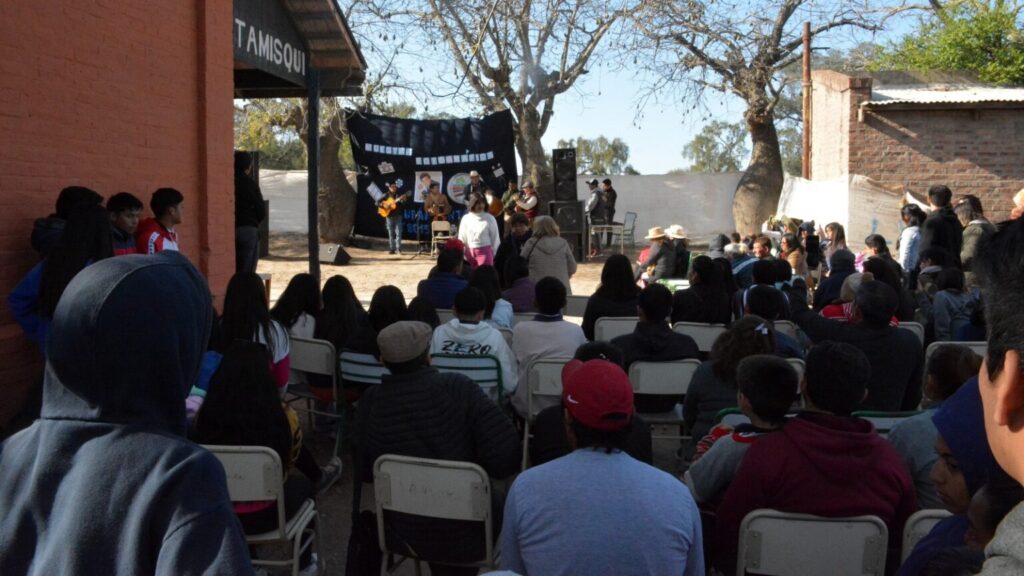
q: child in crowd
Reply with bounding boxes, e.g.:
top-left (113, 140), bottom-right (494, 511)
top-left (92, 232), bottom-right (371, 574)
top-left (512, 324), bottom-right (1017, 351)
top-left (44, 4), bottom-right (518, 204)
top-left (684, 355), bottom-right (797, 505)
top-left (270, 273), bottom-right (321, 389)
top-left (407, 296), bottom-right (441, 329)
top-left (105, 192), bottom-right (143, 256)
top-left (136, 187), bottom-right (183, 254)
top-left (217, 272), bottom-right (291, 393)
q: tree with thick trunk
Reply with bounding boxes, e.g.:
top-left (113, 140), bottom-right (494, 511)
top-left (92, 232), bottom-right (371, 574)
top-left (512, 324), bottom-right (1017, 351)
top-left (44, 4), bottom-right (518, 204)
top-left (633, 0), bottom-right (892, 234)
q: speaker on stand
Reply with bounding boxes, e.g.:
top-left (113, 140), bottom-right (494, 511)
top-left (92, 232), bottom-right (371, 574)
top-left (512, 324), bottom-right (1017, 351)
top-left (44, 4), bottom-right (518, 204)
top-left (552, 148), bottom-right (577, 202)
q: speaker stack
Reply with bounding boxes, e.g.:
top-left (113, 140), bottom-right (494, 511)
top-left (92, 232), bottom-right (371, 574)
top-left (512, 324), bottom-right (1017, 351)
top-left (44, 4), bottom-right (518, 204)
top-left (550, 148), bottom-right (584, 261)
top-left (552, 148), bottom-right (577, 202)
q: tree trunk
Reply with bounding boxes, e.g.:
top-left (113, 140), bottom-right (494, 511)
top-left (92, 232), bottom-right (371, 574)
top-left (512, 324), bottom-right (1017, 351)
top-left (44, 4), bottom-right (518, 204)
top-left (317, 136), bottom-right (355, 243)
top-left (733, 110), bottom-right (785, 235)
top-left (514, 106), bottom-right (552, 213)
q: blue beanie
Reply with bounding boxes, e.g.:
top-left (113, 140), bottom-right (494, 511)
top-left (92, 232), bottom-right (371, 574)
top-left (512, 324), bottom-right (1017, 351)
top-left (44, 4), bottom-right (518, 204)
top-left (932, 377), bottom-right (1003, 494)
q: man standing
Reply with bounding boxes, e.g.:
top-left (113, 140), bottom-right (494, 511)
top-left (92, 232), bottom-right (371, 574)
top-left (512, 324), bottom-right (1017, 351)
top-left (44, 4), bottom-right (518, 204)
top-left (920, 184), bottom-right (964, 266)
top-left (602, 178), bottom-right (618, 249)
top-left (501, 358), bottom-right (704, 575)
top-left (136, 187), bottom-right (183, 254)
top-left (234, 151), bottom-right (266, 274)
top-left (584, 178), bottom-right (606, 257)
top-left (378, 181), bottom-right (409, 255)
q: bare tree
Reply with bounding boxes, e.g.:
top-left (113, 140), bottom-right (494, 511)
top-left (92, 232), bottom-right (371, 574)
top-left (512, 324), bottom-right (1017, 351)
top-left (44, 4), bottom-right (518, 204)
top-left (632, 0), bottom-right (896, 233)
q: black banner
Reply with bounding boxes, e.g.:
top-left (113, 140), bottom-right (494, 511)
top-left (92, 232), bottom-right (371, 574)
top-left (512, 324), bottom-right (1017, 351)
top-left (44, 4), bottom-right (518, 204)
top-left (347, 110), bottom-right (518, 239)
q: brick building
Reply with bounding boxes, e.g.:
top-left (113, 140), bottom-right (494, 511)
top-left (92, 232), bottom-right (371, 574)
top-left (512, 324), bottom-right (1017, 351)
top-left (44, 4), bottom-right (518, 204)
top-left (810, 70), bottom-right (1024, 220)
top-left (0, 1), bottom-right (364, 429)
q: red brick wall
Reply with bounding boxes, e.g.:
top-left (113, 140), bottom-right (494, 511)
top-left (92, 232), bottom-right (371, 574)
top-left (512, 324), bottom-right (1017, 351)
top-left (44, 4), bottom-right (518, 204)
top-left (0, 1), bottom-right (234, 427)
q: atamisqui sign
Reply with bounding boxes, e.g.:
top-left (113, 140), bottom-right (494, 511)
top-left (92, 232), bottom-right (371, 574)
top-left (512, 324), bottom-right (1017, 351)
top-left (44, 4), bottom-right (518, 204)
top-left (233, 0), bottom-right (308, 87)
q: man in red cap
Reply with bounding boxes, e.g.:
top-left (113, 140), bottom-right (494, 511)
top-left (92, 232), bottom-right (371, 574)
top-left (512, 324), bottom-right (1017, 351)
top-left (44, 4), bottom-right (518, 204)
top-left (500, 359), bottom-right (704, 575)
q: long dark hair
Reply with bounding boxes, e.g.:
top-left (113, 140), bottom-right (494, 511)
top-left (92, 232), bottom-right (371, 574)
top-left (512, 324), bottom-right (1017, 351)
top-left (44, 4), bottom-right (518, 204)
top-left (408, 296), bottom-right (441, 329)
top-left (39, 204), bottom-right (114, 317)
top-left (901, 204), bottom-right (926, 228)
top-left (368, 285), bottom-right (408, 333)
top-left (864, 234), bottom-right (892, 257)
top-left (469, 265), bottom-right (502, 318)
top-left (781, 233), bottom-right (804, 255)
top-left (315, 275), bottom-right (365, 349)
top-left (594, 254), bottom-right (640, 301)
top-left (711, 315), bottom-right (776, 384)
top-left (270, 273), bottom-right (321, 329)
top-left (219, 272), bottom-right (280, 358)
top-left (193, 340), bottom-right (292, 470)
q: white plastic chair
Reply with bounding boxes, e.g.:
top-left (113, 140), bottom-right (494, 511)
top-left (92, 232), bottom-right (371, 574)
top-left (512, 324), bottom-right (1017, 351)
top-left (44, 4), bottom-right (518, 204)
top-left (628, 359), bottom-right (701, 440)
top-left (899, 321), bottom-right (926, 347)
top-left (773, 320), bottom-right (799, 340)
top-left (521, 357), bottom-right (571, 470)
top-left (373, 454), bottom-right (496, 575)
top-left (564, 294), bottom-right (589, 317)
top-left (286, 336), bottom-right (343, 459)
top-left (672, 321), bottom-right (728, 353)
top-left (594, 316), bottom-right (638, 341)
top-left (339, 350), bottom-right (390, 388)
top-left (430, 221), bottom-right (452, 256)
top-left (436, 309), bottom-right (455, 324)
top-left (787, 358), bottom-right (806, 387)
top-left (205, 445), bottom-right (322, 576)
top-left (737, 509), bottom-right (888, 576)
top-left (430, 353), bottom-right (506, 404)
top-left (902, 509), bottom-right (953, 562)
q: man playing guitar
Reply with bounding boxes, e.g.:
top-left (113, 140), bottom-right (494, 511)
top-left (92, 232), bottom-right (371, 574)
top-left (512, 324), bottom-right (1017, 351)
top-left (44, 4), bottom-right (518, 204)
top-left (377, 181), bottom-right (410, 254)
top-left (424, 181), bottom-right (451, 221)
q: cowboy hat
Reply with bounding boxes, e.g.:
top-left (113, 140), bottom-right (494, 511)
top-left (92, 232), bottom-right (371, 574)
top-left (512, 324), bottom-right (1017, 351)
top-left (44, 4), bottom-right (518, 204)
top-left (666, 224), bottom-right (688, 239)
top-left (644, 226), bottom-right (668, 240)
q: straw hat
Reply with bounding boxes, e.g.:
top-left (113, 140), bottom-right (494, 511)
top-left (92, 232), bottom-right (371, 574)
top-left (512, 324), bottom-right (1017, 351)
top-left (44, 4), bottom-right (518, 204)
top-left (644, 226), bottom-right (668, 240)
top-left (666, 224), bottom-right (688, 239)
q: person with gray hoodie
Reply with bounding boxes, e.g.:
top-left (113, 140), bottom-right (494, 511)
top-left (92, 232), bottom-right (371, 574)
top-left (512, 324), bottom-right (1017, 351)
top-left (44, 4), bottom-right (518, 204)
top-left (521, 215), bottom-right (577, 294)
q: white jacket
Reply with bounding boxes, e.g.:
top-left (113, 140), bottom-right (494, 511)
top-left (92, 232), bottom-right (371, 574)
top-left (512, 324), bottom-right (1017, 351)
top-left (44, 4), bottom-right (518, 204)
top-left (430, 319), bottom-right (517, 393)
top-left (458, 212), bottom-right (501, 249)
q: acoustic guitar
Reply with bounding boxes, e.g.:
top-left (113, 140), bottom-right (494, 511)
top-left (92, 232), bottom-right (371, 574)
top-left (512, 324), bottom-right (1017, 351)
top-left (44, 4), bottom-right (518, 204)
top-left (378, 192), bottom-right (408, 218)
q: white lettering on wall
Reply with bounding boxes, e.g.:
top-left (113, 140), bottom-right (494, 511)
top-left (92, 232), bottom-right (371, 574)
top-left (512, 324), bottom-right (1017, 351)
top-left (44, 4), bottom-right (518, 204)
top-left (234, 17), bottom-right (306, 77)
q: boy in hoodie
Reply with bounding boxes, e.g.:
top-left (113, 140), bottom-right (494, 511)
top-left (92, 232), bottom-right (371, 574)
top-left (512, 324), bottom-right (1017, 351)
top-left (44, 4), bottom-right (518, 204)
top-left (713, 341), bottom-right (917, 573)
top-left (974, 218), bottom-right (1024, 575)
top-left (106, 192), bottom-right (143, 256)
top-left (430, 286), bottom-right (518, 399)
top-left (0, 252), bottom-right (252, 575)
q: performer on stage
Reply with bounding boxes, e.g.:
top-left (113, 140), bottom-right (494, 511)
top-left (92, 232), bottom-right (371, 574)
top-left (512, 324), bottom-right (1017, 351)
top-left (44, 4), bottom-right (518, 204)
top-left (515, 181), bottom-right (539, 221)
top-left (501, 180), bottom-right (520, 235)
top-left (485, 187), bottom-right (505, 237)
top-left (465, 170), bottom-right (486, 198)
top-left (424, 181), bottom-right (451, 221)
top-left (377, 181), bottom-right (410, 255)
top-left (602, 178), bottom-right (618, 249)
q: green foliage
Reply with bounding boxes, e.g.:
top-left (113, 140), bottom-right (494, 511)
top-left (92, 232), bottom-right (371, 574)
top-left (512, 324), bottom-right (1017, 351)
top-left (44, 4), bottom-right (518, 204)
top-left (682, 120), bottom-right (749, 172)
top-left (555, 135), bottom-right (634, 175)
top-left (233, 104), bottom-right (307, 170)
top-left (871, 1), bottom-right (1024, 85)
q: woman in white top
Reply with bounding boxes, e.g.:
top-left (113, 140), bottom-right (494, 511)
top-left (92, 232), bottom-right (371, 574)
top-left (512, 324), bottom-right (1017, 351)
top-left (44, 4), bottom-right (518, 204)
top-left (270, 273), bottom-right (322, 388)
top-left (458, 193), bottom-right (501, 267)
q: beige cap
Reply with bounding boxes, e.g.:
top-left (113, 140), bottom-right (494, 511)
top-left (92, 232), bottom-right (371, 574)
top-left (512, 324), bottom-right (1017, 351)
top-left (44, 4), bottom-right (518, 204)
top-left (644, 226), bottom-right (667, 240)
top-left (666, 224), bottom-right (688, 239)
top-left (469, 170), bottom-right (480, 177)
top-left (377, 321), bottom-right (432, 363)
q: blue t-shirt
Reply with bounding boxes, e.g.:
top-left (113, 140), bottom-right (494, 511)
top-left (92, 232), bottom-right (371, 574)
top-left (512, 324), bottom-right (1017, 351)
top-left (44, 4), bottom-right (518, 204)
top-left (501, 449), bottom-right (704, 575)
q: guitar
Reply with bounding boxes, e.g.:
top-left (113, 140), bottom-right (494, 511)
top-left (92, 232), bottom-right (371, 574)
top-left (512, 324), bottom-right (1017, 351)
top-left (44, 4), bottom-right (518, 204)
top-left (378, 192), bottom-right (408, 218)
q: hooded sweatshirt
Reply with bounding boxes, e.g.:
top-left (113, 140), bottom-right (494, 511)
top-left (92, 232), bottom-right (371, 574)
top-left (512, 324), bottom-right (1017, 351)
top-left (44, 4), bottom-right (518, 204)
top-left (0, 253), bottom-right (253, 575)
top-left (522, 235), bottom-right (577, 294)
top-left (715, 412), bottom-right (917, 571)
top-left (983, 503), bottom-right (1024, 575)
top-left (813, 249), bottom-right (857, 310)
top-left (430, 318), bottom-right (518, 395)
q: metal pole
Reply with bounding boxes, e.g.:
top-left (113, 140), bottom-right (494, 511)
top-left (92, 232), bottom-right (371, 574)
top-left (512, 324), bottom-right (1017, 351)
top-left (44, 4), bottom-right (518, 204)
top-left (307, 69), bottom-right (321, 283)
top-left (802, 22), bottom-right (812, 179)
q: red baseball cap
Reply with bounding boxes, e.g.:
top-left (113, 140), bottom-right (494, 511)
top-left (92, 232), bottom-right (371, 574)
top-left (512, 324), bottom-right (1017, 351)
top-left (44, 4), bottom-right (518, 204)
top-left (444, 238), bottom-right (466, 252)
top-left (561, 359), bottom-right (634, 431)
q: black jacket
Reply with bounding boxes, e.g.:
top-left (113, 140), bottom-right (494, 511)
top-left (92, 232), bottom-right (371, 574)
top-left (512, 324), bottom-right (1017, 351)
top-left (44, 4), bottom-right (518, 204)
top-left (581, 293), bottom-right (638, 341)
top-left (30, 215), bottom-right (64, 257)
top-left (920, 207), bottom-right (963, 266)
top-left (672, 285), bottom-right (733, 325)
top-left (493, 230), bottom-right (532, 285)
top-left (612, 322), bottom-right (700, 412)
top-left (791, 291), bottom-right (923, 411)
top-left (0, 253), bottom-right (252, 575)
top-left (234, 173), bottom-right (266, 227)
top-left (636, 241), bottom-right (676, 282)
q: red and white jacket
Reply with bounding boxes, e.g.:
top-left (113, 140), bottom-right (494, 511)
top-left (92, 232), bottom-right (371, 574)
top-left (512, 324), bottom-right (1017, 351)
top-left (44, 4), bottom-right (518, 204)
top-left (135, 218), bottom-right (179, 254)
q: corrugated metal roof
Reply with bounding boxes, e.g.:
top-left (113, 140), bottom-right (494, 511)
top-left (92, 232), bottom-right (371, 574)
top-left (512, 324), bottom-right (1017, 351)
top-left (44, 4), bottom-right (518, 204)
top-left (865, 85), bottom-right (1024, 106)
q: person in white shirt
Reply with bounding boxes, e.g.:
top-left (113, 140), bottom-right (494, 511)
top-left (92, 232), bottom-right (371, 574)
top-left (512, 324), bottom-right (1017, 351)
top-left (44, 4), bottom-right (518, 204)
top-left (270, 273), bottom-right (321, 390)
top-left (458, 193), bottom-right (501, 268)
top-left (430, 286), bottom-right (518, 399)
top-left (511, 277), bottom-right (587, 417)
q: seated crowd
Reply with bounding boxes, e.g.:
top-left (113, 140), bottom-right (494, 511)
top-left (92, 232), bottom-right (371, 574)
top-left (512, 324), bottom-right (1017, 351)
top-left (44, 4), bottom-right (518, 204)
top-left (3, 183), bottom-right (1024, 576)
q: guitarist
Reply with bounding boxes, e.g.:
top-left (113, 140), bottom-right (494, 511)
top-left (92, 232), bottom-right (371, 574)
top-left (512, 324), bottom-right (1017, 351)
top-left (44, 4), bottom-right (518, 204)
top-left (423, 181), bottom-right (451, 222)
top-left (377, 181), bottom-right (410, 255)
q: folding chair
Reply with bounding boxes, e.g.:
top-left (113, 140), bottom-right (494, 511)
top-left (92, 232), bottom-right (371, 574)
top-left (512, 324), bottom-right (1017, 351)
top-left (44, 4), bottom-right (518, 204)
top-left (373, 454), bottom-right (496, 575)
top-left (564, 294), bottom-right (589, 318)
top-left (205, 445), bottom-right (322, 576)
top-left (737, 509), bottom-right (888, 576)
top-left (594, 316), bottom-right (639, 341)
top-left (610, 211), bottom-right (637, 249)
top-left (899, 321), bottom-right (926, 347)
top-left (628, 359), bottom-right (701, 440)
top-left (430, 353), bottom-right (506, 404)
top-left (672, 321), bottom-right (729, 353)
top-left (339, 350), bottom-right (390, 388)
top-left (851, 410), bottom-right (923, 437)
top-left (714, 407), bottom-right (749, 428)
top-left (436, 308), bottom-right (455, 324)
top-left (521, 357), bottom-right (572, 470)
top-left (430, 221), bottom-right (452, 256)
top-left (902, 509), bottom-right (953, 562)
top-left (286, 336), bottom-right (344, 459)
top-left (773, 320), bottom-right (799, 340)
top-left (787, 358), bottom-right (805, 386)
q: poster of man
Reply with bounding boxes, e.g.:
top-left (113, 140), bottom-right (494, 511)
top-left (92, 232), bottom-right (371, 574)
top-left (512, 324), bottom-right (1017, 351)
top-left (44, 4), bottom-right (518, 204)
top-left (415, 171), bottom-right (443, 202)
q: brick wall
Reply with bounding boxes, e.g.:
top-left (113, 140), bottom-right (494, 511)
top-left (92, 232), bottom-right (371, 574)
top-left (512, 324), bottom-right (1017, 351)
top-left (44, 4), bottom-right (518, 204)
top-left (0, 0), bottom-right (234, 427)
top-left (811, 71), bottom-right (858, 180)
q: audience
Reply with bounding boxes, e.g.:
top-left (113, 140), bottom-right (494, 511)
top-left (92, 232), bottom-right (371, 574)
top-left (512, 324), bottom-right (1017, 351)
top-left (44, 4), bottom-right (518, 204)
top-left (818, 272), bottom-right (893, 325)
top-left (671, 255), bottom-right (733, 325)
top-left (418, 248), bottom-right (469, 310)
top-left (862, 234), bottom-right (904, 280)
top-left (314, 274), bottom-right (368, 353)
top-left (0, 253), bottom-right (253, 574)
top-left (493, 212), bottom-right (532, 285)
top-left (821, 221), bottom-right (849, 273)
top-left (684, 355), bottom-right (797, 505)
top-left (899, 204), bottom-right (926, 283)
top-left (430, 286), bottom-right (517, 399)
top-left (501, 255), bottom-right (536, 313)
top-left (752, 235), bottom-right (772, 259)
top-left (920, 184), bottom-right (964, 267)
top-left (931, 268), bottom-right (976, 342)
top-left (954, 194), bottom-right (996, 290)
top-left (635, 226), bottom-right (676, 284)
top-left (863, 256), bottom-right (917, 322)
top-left (468, 264), bottom-right (514, 328)
top-left (780, 233), bottom-right (807, 281)
top-left (406, 296), bottom-right (441, 329)
top-left (510, 277), bottom-right (586, 418)
top-left (217, 272), bottom-right (290, 393)
top-left (521, 215), bottom-right (577, 294)
top-left (136, 187), bottom-right (183, 254)
top-left (714, 341), bottom-right (917, 573)
top-left (813, 248), bottom-right (856, 311)
top-left (975, 218), bottom-right (1024, 573)
top-left (730, 241), bottom-right (757, 289)
top-left (967, 473), bottom-right (1024, 552)
top-left (355, 321), bottom-right (519, 573)
top-left (611, 283), bottom-right (699, 412)
top-left (528, 342), bottom-right (653, 467)
top-left (888, 344), bottom-right (980, 510)
top-left (667, 224), bottom-right (691, 279)
top-left (106, 192), bottom-right (143, 256)
top-left (270, 272), bottom-right (321, 388)
top-left (791, 281), bottom-right (924, 411)
top-left (734, 259), bottom-right (789, 321)
top-left (682, 316), bottom-right (776, 460)
top-left (743, 284), bottom-right (804, 358)
top-left (31, 185), bottom-right (103, 257)
top-left (582, 254), bottom-right (640, 341)
top-left (501, 358), bottom-right (704, 575)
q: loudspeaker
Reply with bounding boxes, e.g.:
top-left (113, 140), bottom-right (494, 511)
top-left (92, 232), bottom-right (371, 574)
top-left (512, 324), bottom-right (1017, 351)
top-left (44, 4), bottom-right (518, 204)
top-left (549, 201), bottom-right (584, 234)
top-left (561, 232), bottom-right (584, 262)
top-left (552, 148), bottom-right (577, 201)
top-left (319, 244), bottom-right (351, 265)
